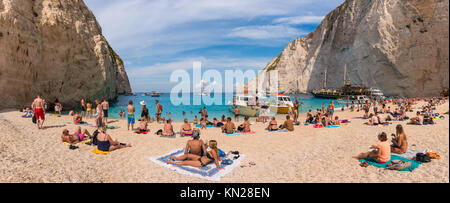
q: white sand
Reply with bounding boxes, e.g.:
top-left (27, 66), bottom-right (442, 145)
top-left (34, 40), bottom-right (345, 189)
top-left (0, 101), bottom-right (448, 183)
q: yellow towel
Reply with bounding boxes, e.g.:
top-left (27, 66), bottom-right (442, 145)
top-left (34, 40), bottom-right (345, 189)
top-left (63, 139), bottom-right (91, 146)
top-left (91, 147), bottom-right (109, 155)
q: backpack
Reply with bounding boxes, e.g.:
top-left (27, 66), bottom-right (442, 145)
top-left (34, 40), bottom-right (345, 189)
top-left (386, 160), bottom-right (411, 170)
top-left (159, 105), bottom-right (163, 111)
top-left (32, 114), bottom-right (37, 124)
top-left (416, 153), bottom-right (431, 163)
top-left (92, 130), bottom-right (99, 145)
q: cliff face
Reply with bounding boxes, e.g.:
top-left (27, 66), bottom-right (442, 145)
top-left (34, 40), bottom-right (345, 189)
top-left (0, 0), bottom-right (131, 109)
top-left (251, 0), bottom-right (449, 97)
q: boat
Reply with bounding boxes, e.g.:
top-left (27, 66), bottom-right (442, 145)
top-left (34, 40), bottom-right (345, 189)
top-left (266, 94), bottom-right (294, 114)
top-left (228, 94), bottom-right (266, 117)
top-left (369, 87), bottom-right (385, 100)
top-left (144, 92), bottom-right (149, 96)
top-left (151, 91), bottom-right (161, 97)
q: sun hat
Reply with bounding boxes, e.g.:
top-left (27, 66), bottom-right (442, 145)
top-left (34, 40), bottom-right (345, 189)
top-left (140, 101), bottom-right (146, 106)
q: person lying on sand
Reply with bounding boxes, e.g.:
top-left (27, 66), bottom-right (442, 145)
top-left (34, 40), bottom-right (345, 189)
top-left (237, 116), bottom-right (251, 132)
top-left (331, 116), bottom-right (340, 125)
top-left (97, 126), bottom-right (131, 152)
top-left (183, 131), bottom-right (206, 156)
top-left (280, 115), bottom-right (294, 131)
top-left (61, 129), bottom-right (81, 144)
top-left (353, 132), bottom-right (391, 163)
top-left (221, 117), bottom-right (236, 134)
top-left (391, 124), bottom-right (408, 154)
top-left (266, 117), bottom-right (278, 131)
top-left (162, 119), bottom-right (174, 136)
top-left (167, 140), bottom-right (223, 169)
top-left (180, 118), bottom-right (198, 136)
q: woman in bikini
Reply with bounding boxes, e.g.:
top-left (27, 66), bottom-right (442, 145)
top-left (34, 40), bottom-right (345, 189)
top-left (391, 124), bottom-right (408, 154)
top-left (266, 117), bottom-right (278, 131)
top-left (166, 140), bottom-right (223, 169)
top-left (97, 126), bottom-right (131, 152)
top-left (163, 119), bottom-right (174, 136)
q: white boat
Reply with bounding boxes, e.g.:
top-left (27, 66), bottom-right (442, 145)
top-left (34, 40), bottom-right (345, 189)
top-left (369, 87), bottom-right (385, 100)
top-left (228, 95), bottom-right (261, 117)
top-left (266, 94), bottom-right (294, 114)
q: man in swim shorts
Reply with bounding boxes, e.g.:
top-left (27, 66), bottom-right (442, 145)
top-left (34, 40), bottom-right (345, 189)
top-left (101, 98), bottom-right (109, 124)
top-left (127, 100), bottom-right (135, 130)
top-left (32, 95), bottom-right (45, 129)
top-left (155, 100), bottom-right (162, 123)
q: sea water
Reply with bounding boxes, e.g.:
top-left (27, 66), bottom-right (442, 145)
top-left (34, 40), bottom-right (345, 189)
top-left (106, 93), bottom-right (346, 122)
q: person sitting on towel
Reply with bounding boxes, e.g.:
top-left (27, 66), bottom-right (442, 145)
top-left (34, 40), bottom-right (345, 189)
top-left (266, 117), bottom-right (278, 131)
top-left (212, 118), bottom-right (224, 127)
top-left (167, 140), bottom-right (223, 169)
top-left (181, 118), bottom-right (198, 136)
top-left (280, 115), bottom-right (294, 131)
top-left (237, 116), bottom-right (251, 132)
top-left (97, 126), bottom-right (131, 152)
top-left (221, 117), bottom-right (236, 134)
top-left (331, 116), bottom-right (340, 125)
top-left (353, 132), bottom-right (391, 163)
top-left (184, 131), bottom-right (206, 156)
top-left (407, 111), bottom-right (423, 125)
top-left (391, 124), bottom-right (408, 154)
top-left (163, 119), bottom-right (174, 136)
top-left (139, 117), bottom-right (148, 132)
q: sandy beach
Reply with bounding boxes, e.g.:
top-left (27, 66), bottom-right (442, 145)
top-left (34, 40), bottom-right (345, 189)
top-left (0, 101), bottom-right (448, 183)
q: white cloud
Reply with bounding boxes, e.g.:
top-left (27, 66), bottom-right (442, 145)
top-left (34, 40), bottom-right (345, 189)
top-left (273, 15), bottom-right (325, 25)
top-left (227, 25), bottom-right (306, 40)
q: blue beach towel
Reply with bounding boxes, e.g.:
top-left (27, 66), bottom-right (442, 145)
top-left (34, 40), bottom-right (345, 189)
top-left (224, 132), bottom-right (240, 136)
top-left (195, 124), bottom-right (213, 128)
top-left (359, 155), bottom-right (423, 172)
top-left (327, 125), bottom-right (339, 128)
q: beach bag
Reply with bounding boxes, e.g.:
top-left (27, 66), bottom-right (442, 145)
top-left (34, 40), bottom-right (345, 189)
top-left (386, 160), bottom-right (411, 170)
top-left (159, 105), bottom-right (163, 111)
top-left (416, 153), bottom-right (431, 163)
top-left (32, 114), bottom-right (36, 124)
top-left (92, 130), bottom-right (99, 146)
top-left (156, 129), bottom-right (163, 135)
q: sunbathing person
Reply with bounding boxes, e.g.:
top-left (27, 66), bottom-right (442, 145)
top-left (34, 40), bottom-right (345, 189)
top-left (61, 129), bottom-right (81, 144)
top-left (305, 110), bottom-right (314, 123)
top-left (212, 118), bottom-right (224, 127)
top-left (353, 132), bottom-right (391, 163)
top-left (408, 111), bottom-right (423, 125)
top-left (183, 131), bottom-right (206, 156)
top-left (331, 116), bottom-right (340, 125)
top-left (96, 126), bottom-right (131, 152)
top-left (139, 117), bottom-right (148, 132)
top-left (266, 117), bottom-right (278, 131)
top-left (73, 112), bottom-right (82, 124)
top-left (221, 117), bottom-right (236, 134)
top-left (181, 118), bottom-right (198, 136)
top-left (193, 116), bottom-right (199, 125)
top-left (391, 124), bottom-right (408, 154)
top-left (366, 113), bottom-right (379, 125)
top-left (237, 116), bottom-right (251, 132)
top-left (167, 140), bottom-right (223, 169)
top-left (280, 115), bottom-right (294, 131)
top-left (163, 119), bottom-right (174, 136)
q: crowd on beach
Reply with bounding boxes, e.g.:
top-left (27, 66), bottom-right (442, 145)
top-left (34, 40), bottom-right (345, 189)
top-left (23, 94), bottom-right (448, 170)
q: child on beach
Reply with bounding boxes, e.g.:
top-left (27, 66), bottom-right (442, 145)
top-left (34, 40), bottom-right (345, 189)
top-left (353, 132), bottom-right (391, 163)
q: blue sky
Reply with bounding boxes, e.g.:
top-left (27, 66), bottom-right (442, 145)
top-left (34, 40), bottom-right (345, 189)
top-left (84, 0), bottom-right (344, 92)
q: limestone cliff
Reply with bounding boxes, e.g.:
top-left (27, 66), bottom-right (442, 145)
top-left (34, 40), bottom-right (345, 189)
top-left (0, 0), bottom-right (131, 109)
top-left (251, 0), bottom-right (449, 97)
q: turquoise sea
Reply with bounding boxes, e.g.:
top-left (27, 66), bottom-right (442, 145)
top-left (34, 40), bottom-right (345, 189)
top-left (106, 93), bottom-right (346, 122)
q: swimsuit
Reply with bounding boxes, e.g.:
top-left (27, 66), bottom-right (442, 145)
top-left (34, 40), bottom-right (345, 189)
top-left (103, 109), bottom-right (108, 118)
top-left (35, 108), bottom-right (45, 120)
top-left (97, 139), bottom-right (110, 152)
top-left (127, 114), bottom-right (135, 124)
top-left (198, 152), bottom-right (214, 166)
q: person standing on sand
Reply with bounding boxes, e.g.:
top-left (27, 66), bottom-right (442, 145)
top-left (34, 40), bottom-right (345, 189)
top-left (54, 99), bottom-right (62, 117)
top-left (101, 99), bottom-right (109, 124)
top-left (32, 95), bottom-right (45, 129)
top-left (234, 106), bottom-right (239, 122)
top-left (127, 100), bottom-right (135, 131)
top-left (140, 101), bottom-right (150, 122)
top-left (155, 100), bottom-right (162, 123)
top-left (80, 98), bottom-right (86, 119)
top-left (95, 100), bottom-right (103, 128)
top-left (86, 101), bottom-right (92, 119)
top-left (203, 107), bottom-right (208, 118)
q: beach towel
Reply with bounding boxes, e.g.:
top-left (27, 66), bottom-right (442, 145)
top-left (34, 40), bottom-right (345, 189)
top-left (313, 124), bottom-right (323, 128)
top-left (359, 155), bottom-right (423, 172)
top-left (195, 124), bottom-right (213, 128)
top-left (63, 139), bottom-right (91, 146)
top-left (135, 130), bottom-right (150, 134)
top-left (392, 149), bottom-right (431, 159)
top-left (106, 126), bottom-right (120, 129)
top-left (91, 147), bottom-right (109, 155)
top-left (240, 131), bottom-right (256, 134)
top-left (160, 134), bottom-right (176, 138)
top-left (224, 132), bottom-right (241, 136)
top-left (327, 125), bottom-right (339, 128)
top-left (148, 148), bottom-right (244, 181)
top-left (265, 129), bottom-right (289, 132)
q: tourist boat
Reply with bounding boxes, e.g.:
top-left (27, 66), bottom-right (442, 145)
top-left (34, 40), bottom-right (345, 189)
top-left (369, 87), bottom-right (385, 100)
top-left (151, 91), bottom-right (161, 97)
top-left (228, 94), bottom-right (261, 117)
top-left (266, 94), bottom-right (294, 114)
top-left (312, 81), bottom-right (372, 99)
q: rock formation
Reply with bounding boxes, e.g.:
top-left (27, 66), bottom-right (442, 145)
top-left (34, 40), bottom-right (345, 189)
top-left (0, 0), bottom-right (131, 109)
top-left (250, 0), bottom-right (449, 97)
